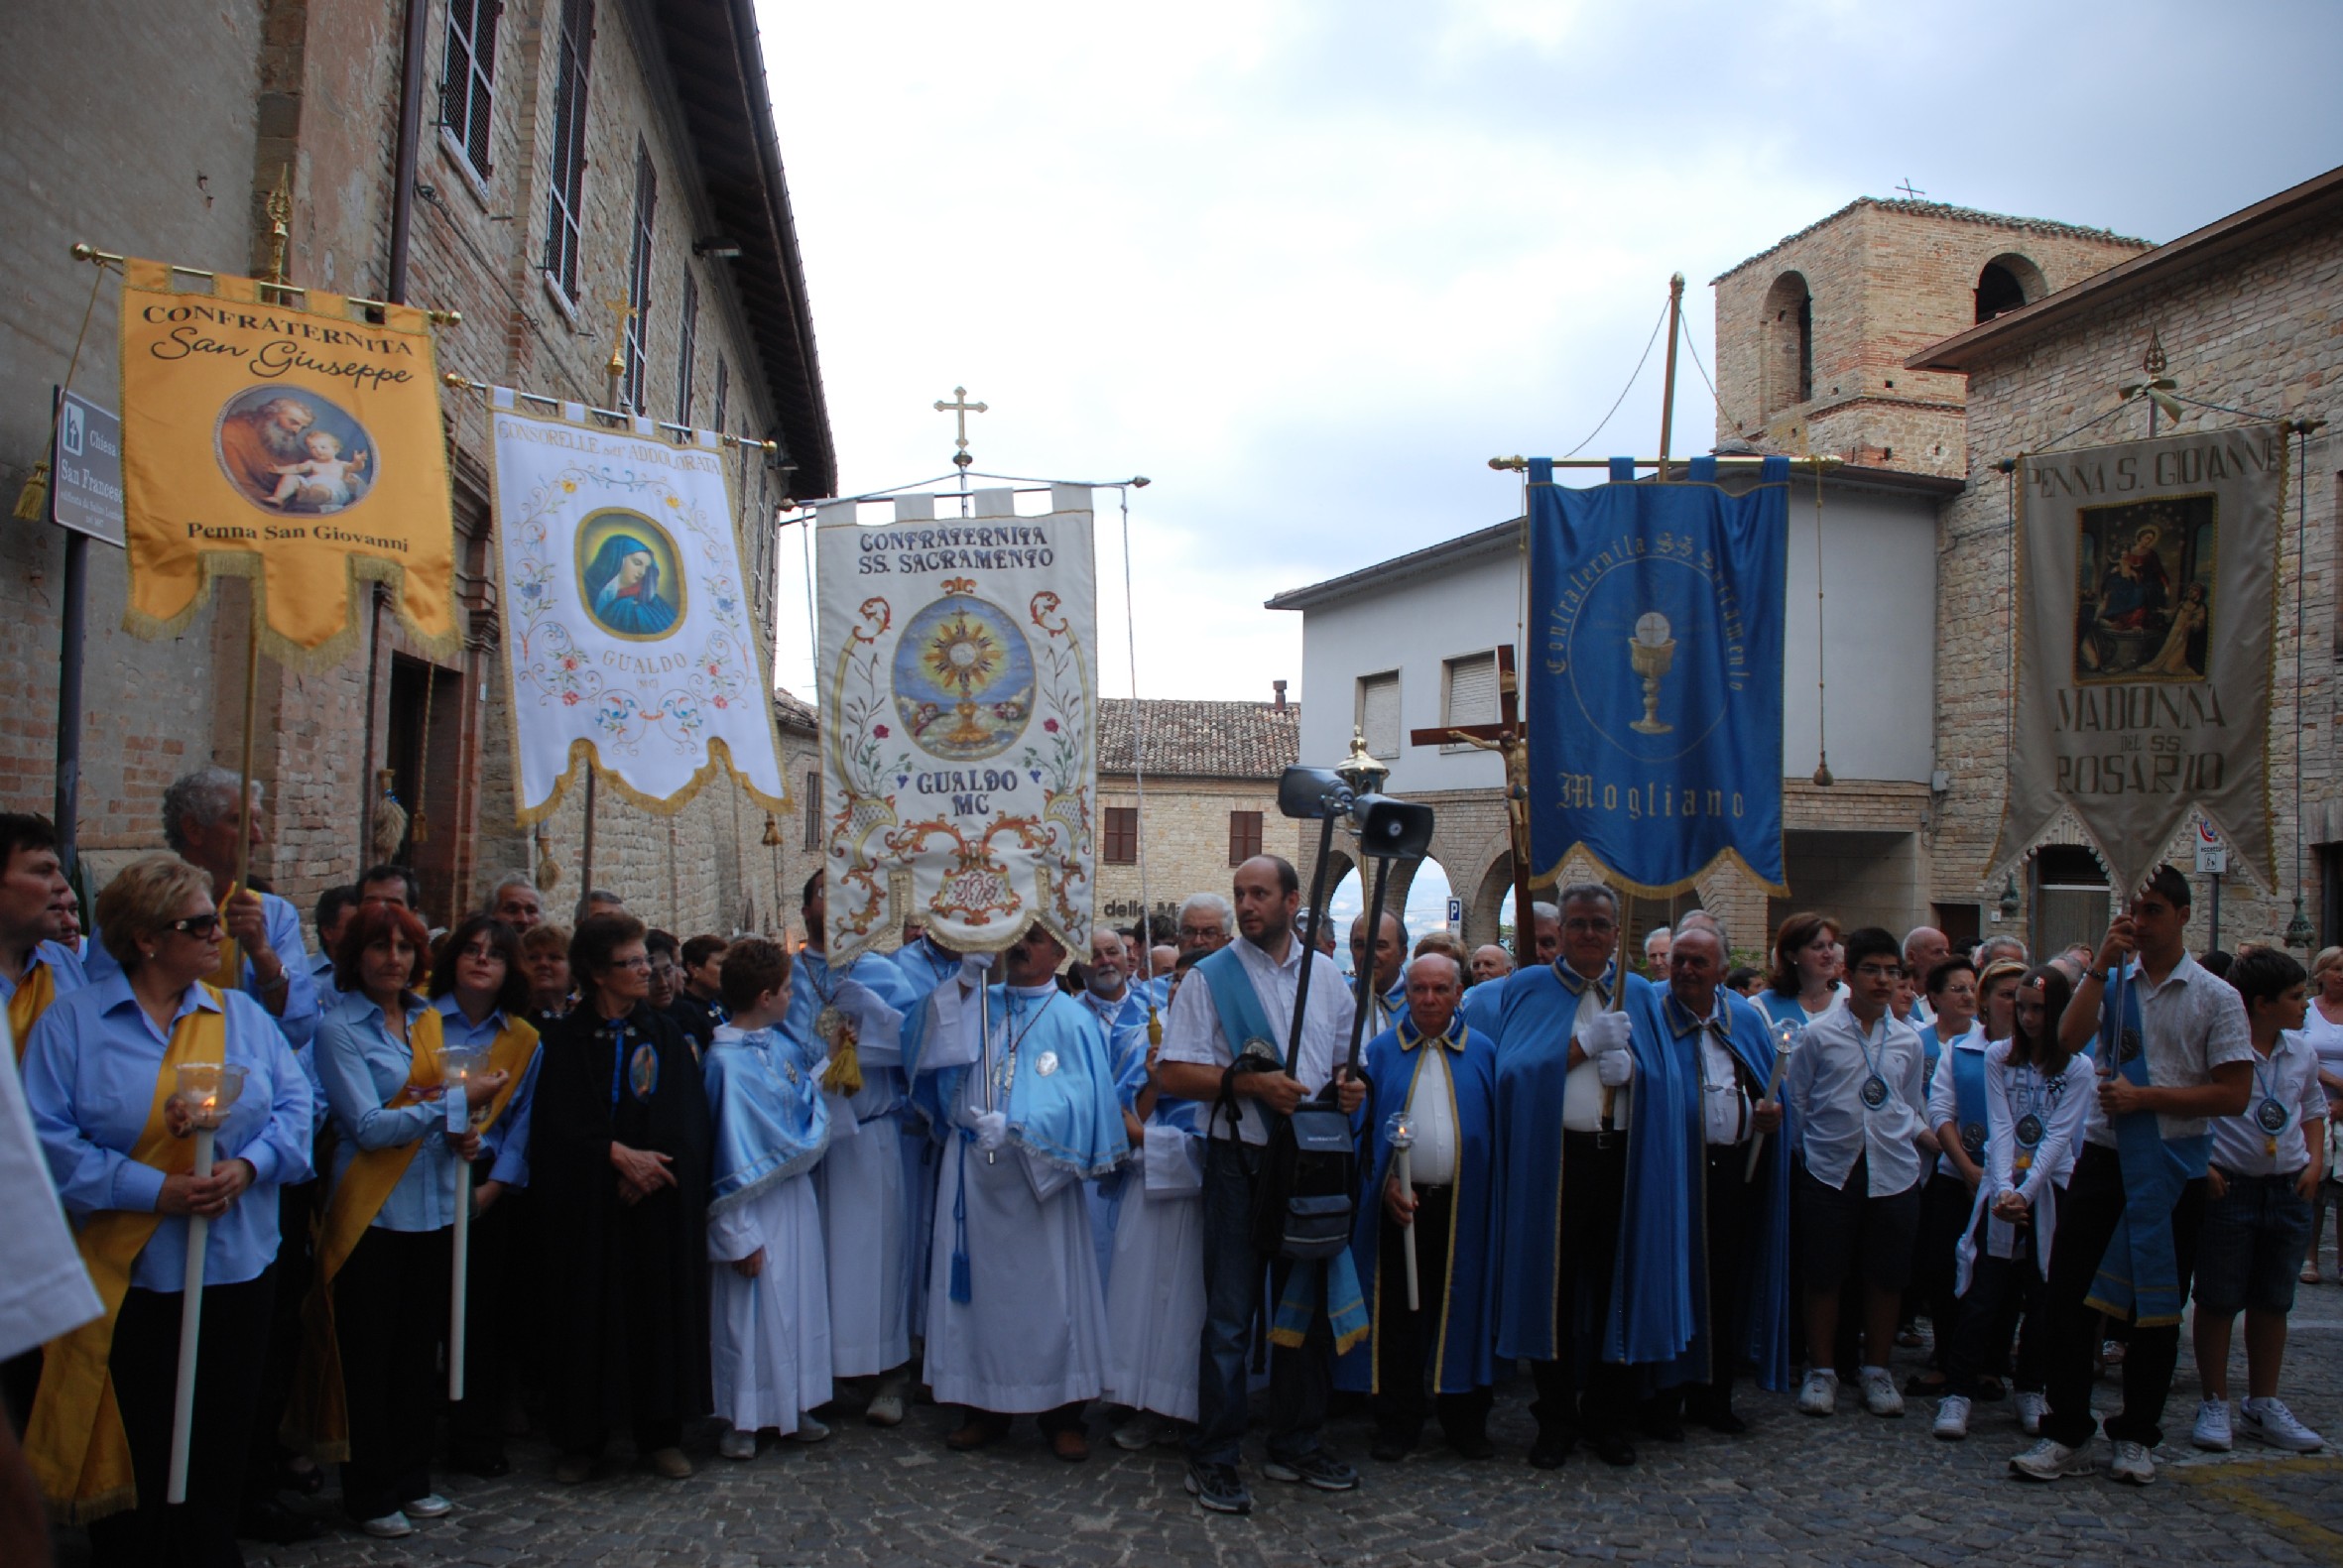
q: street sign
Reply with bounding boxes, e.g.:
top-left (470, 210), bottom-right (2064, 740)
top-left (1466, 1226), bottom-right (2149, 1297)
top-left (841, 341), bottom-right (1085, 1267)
top-left (2195, 819), bottom-right (2228, 876)
top-left (1445, 896), bottom-right (1463, 928)
top-left (50, 388), bottom-right (125, 546)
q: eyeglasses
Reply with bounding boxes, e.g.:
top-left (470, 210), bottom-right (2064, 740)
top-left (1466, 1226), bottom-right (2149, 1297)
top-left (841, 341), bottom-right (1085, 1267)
top-left (1178, 926), bottom-right (1222, 940)
top-left (165, 912), bottom-right (222, 937)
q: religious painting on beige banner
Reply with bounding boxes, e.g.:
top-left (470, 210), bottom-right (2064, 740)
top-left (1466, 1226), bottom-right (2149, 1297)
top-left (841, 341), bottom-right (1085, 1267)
top-left (2075, 495), bottom-right (2214, 682)
top-left (213, 387), bottom-right (378, 516)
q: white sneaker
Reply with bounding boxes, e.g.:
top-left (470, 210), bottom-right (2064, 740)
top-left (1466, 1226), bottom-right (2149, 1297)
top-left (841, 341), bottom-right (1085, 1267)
top-left (1932, 1394), bottom-right (1971, 1440)
top-left (1860, 1366), bottom-right (1905, 1417)
top-left (2190, 1398), bottom-right (2233, 1451)
top-left (1796, 1368), bottom-right (1839, 1416)
top-left (359, 1511), bottom-right (414, 1539)
top-left (2014, 1390), bottom-right (2047, 1436)
top-left (2240, 1397), bottom-right (2325, 1452)
top-left (718, 1428), bottom-right (757, 1460)
top-left (793, 1412), bottom-right (830, 1443)
top-left (1113, 1410), bottom-right (1168, 1452)
top-left (403, 1493), bottom-right (452, 1518)
top-left (2108, 1438), bottom-right (2156, 1485)
top-left (866, 1390), bottom-right (907, 1427)
top-left (2009, 1436), bottom-right (2096, 1482)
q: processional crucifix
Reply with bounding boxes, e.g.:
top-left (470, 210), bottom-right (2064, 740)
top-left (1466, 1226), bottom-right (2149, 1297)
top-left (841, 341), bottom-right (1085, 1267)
top-left (1410, 645), bottom-right (1539, 968)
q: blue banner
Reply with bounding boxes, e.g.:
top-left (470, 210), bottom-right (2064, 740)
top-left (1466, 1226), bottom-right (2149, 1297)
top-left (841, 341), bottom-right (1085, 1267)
top-left (1526, 455), bottom-right (1788, 896)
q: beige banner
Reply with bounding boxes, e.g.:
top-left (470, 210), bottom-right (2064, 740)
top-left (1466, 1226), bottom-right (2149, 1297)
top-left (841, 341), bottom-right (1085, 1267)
top-left (1997, 424), bottom-right (2283, 900)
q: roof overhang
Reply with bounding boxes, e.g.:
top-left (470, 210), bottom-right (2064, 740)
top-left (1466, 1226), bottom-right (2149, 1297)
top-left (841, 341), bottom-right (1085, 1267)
top-left (655, 0), bottom-right (837, 499)
top-left (1908, 164), bottom-right (2343, 374)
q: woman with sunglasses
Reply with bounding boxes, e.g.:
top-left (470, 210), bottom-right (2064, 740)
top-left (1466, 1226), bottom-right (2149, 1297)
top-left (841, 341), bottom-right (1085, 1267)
top-left (304, 902), bottom-right (511, 1538)
top-left (20, 853), bottom-right (313, 1565)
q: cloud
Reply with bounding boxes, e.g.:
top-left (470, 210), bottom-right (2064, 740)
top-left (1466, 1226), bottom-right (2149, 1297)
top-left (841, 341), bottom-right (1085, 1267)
top-left (758, 0), bottom-right (2340, 700)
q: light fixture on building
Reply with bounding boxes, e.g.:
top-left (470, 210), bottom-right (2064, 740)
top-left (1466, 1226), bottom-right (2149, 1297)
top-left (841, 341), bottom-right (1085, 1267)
top-left (2285, 896), bottom-right (2314, 949)
top-left (761, 813), bottom-right (783, 847)
top-left (1335, 725), bottom-right (1389, 799)
top-left (1998, 873), bottom-right (2021, 921)
top-left (692, 236), bottom-right (743, 259)
top-left (2119, 331), bottom-right (2186, 427)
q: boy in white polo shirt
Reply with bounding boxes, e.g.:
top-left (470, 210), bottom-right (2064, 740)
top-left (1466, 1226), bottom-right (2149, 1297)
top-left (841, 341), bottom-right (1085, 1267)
top-left (2189, 945), bottom-right (2327, 1453)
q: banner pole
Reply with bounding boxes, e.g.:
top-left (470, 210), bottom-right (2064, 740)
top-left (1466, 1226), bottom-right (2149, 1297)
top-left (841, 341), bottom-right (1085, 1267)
top-left (1655, 273), bottom-right (1685, 483)
top-left (232, 610), bottom-right (261, 900)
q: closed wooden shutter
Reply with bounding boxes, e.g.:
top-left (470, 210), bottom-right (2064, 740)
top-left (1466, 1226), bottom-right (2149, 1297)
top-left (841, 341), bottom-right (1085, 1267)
top-left (1360, 672), bottom-right (1400, 758)
top-left (1228, 810), bottom-right (1264, 866)
top-left (1103, 806), bottom-right (1138, 865)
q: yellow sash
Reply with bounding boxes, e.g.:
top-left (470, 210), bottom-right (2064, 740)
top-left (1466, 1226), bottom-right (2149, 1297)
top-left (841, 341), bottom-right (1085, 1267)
top-left (23, 986), bottom-right (227, 1524)
top-left (287, 1006), bottom-right (536, 1457)
top-left (9, 956), bottom-right (58, 1062)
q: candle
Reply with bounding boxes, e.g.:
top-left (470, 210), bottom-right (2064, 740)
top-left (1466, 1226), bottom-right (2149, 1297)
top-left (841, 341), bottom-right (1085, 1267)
top-left (441, 1046), bottom-right (487, 1400)
top-left (168, 1063), bottom-right (246, 1504)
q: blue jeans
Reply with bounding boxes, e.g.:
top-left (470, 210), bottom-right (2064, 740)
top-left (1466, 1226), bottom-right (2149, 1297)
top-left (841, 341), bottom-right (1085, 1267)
top-left (1190, 1138), bottom-right (1331, 1468)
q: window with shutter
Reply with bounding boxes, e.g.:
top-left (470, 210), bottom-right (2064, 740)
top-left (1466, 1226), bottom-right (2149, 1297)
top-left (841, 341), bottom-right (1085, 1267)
top-left (439, 0), bottom-right (500, 181)
top-left (1103, 806), bottom-right (1138, 865)
top-left (540, 0), bottom-right (592, 302)
top-left (802, 770), bottom-right (822, 849)
top-left (1441, 651), bottom-right (1499, 751)
top-left (1228, 810), bottom-right (1264, 866)
top-left (676, 272), bottom-right (697, 424)
top-left (1358, 672), bottom-right (1401, 759)
top-left (621, 143), bottom-right (657, 413)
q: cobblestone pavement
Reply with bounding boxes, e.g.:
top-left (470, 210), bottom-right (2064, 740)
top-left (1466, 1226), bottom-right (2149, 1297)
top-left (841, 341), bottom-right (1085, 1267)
top-left (202, 1271), bottom-right (2343, 1568)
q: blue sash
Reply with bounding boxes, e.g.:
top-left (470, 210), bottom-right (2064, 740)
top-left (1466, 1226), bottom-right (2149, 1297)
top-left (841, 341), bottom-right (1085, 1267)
top-left (1197, 946), bottom-right (1282, 1067)
top-left (1950, 1034), bottom-right (1988, 1156)
top-left (2084, 961), bottom-right (2204, 1327)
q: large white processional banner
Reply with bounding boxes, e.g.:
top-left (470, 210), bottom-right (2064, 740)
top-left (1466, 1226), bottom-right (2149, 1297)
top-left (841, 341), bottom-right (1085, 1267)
top-left (815, 487), bottom-right (1097, 962)
top-left (488, 394), bottom-right (791, 821)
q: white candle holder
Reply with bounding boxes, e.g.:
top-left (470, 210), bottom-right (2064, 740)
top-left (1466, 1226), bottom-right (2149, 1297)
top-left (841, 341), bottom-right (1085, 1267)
top-left (167, 1061), bottom-right (246, 1505)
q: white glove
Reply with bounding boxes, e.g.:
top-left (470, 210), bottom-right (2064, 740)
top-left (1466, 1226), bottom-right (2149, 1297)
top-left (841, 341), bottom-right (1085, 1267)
top-left (973, 1110), bottom-right (1008, 1152)
top-left (957, 952), bottom-right (995, 989)
top-left (1596, 1048), bottom-right (1634, 1087)
top-left (1583, 1011), bottom-right (1633, 1057)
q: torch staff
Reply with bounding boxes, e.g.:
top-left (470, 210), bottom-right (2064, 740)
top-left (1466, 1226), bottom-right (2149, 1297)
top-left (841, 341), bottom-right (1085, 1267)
top-left (443, 1045), bottom-right (486, 1400)
top-left (1745, 1020), bottom-right (1796, 1183)
top-left (1388, 1113), bottom-right (1419, 1310)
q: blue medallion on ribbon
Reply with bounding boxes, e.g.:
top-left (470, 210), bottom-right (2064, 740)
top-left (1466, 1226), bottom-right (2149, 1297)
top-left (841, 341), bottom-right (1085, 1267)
top-left (1526, 454), bottom-right (1789, 895)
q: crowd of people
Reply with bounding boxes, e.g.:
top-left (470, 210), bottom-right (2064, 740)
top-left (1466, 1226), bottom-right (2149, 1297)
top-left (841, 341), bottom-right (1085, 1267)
top-left (2, 767), bottom-right (2340, 1559)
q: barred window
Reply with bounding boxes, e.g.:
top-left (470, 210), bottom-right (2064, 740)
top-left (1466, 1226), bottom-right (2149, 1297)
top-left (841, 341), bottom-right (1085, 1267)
top-left (439, 0), bottom-right (500, 180)
top-left (621, 142), bottom-right (656, 413)
top-left (1103, 806), bottom-right (1138, 865)
top-left (540, 0), bottom-right (592, 302)
top-left (1228, 810), bottom-right (1264, 867)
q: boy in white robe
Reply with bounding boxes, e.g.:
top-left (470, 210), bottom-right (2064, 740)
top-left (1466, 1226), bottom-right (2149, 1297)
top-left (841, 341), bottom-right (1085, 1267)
top-left (705, 939), bottom-right (834, 1458)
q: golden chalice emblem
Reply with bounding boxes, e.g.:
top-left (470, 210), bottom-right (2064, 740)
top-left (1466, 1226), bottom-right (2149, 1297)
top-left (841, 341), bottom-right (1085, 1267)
top-left (1629, 611), bottom-right (1675, 735)
top-left (923, 609), bottom-right (1007, 749)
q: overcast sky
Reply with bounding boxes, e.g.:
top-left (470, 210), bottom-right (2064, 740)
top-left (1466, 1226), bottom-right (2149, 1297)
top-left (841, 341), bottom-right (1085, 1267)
top-left (757, 0), bottom-right (2339, 705)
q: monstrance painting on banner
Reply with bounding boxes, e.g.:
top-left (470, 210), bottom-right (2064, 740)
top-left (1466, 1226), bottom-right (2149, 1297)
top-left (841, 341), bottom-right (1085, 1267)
top-left (488, 394), bottom-right (790, 821)
top-left (815, 488), bottom-right (1097, 963)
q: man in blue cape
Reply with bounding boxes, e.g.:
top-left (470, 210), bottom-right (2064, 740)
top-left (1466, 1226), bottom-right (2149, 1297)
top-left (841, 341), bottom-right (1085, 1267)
top-left (1074, 927), bottom-right (1154, 1287)
top-left (1493, 882), bottom-right (1647, 1468)
top-left (911, 920), bottom-right (1127, 1460)
top-left (1459, 902), bottom-right (1557, 1039)
top-left (1633, 924), bottom-right (1791, 1434)
top-left (886, 909), bottom-right (963, 1367)
top-left (1348, 910), bottom-right (1408, 1038)
top-left (1337, 952), bottom-right (1498, 1461)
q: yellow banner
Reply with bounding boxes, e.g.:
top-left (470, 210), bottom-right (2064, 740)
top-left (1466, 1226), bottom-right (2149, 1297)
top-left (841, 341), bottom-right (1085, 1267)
top-left (118, 259), bottom-right (457, 665)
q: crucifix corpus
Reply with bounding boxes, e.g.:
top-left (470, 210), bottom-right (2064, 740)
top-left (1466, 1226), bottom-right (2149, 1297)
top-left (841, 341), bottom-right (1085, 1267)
top-left (1410, 644), bottom-right (1538, 968)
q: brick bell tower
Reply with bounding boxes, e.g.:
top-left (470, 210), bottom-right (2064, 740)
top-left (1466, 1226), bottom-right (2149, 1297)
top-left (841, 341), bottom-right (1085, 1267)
top-left (1709, 196), bottom-right (2150, 478)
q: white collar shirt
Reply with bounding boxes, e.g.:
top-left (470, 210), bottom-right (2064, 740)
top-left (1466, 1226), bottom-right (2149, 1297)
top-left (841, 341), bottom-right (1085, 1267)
top-left (1160, 933), bottom-right (1354, 1146)
top-left (1785, 1004), bottom-right (1928, 1195)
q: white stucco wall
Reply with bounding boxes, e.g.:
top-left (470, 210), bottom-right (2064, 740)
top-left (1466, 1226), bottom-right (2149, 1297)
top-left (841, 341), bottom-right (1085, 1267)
top-left (1282, 476), bottom-right (1939, 790)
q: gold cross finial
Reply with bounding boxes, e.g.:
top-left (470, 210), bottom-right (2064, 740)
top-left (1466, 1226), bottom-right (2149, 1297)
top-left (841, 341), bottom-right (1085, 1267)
top-left (933, 385), bottom-right (987, 468)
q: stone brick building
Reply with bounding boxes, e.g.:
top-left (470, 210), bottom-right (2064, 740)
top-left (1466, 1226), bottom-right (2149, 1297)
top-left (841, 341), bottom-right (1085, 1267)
top-left (1, 0), bottom-right (833, 943)
top-left (1712, 198), bottom-right (2149, 478)
top-left (1094, 694), bottom-right (1304, 938)
top-left (1911, 166), bottom-right (2343, 953)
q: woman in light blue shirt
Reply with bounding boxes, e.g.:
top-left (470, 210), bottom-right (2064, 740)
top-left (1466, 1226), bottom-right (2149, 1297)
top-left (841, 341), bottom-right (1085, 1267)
top-left (21, 853), bottom-right (312, 1567)
top-left (311, 903), bottom-right (505, 1538)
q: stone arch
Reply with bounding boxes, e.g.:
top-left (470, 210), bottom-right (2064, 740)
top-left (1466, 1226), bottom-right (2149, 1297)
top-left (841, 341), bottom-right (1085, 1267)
top-left (1974, 253), bottom-right (2045, 322)
top-left (1761, 271), bottom-right (1813, 418)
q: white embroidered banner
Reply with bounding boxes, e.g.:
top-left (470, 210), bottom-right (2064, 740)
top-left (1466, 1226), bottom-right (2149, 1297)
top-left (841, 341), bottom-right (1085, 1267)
top-left (488, 396), bottom-right (789, 819)
top-left (816, 487), bottom-right (1097, 961)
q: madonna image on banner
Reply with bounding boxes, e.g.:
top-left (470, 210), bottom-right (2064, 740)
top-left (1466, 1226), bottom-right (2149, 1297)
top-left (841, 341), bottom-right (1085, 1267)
top-left (213, 386), bottom-right (377, 515)
top-left (575, 510), bottom-right (685, 641)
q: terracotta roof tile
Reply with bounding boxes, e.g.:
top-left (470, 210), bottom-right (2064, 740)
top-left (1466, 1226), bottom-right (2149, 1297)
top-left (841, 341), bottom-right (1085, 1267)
top-left (1097, 697), bottom-right (1299, 780)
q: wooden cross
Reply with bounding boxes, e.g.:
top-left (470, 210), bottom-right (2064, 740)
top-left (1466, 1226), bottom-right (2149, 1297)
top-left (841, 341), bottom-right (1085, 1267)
top-left (1410, 644), bottom-right (1539, 966)
top-left (933, 385), bottom-right (988, 467)
top-left (1895, 178), bottom-right (1926, 200)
